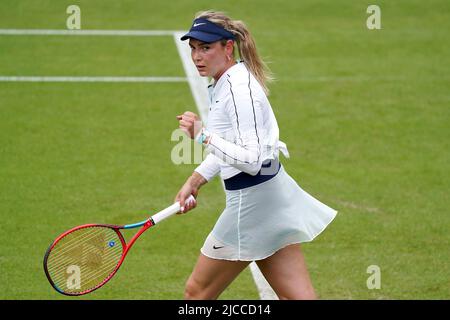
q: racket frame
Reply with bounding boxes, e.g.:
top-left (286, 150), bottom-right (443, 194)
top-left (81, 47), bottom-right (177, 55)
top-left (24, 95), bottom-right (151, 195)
top-left (43, 218), bottom-right (156, 296)
top-left (43, 197), bottom-right (193, 296)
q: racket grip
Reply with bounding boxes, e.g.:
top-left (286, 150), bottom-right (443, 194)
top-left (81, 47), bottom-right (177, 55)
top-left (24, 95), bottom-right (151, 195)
top-left (151, 195), bottom-right (196, 225)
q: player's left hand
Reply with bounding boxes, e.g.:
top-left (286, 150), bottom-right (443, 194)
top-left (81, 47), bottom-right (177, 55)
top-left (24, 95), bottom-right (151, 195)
top-left (176, 111), bottom-right (201, 139)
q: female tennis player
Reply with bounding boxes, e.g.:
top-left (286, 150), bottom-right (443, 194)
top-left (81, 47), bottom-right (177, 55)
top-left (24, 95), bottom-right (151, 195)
top-left (175, 11), bottom-right (337, 300)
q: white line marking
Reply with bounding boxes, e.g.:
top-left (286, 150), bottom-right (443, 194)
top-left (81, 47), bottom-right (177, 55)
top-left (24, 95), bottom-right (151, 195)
top-left (0, 29), bottom-right (187, 83)
top-left (249, 263), bottom-right (279, 300)
top-left (0, 29), bottom-right (182, 36)
top-left (333, 199), bottom-right (381, 213)
top-left (173, 31), bottom-right (278, 300)
top-left (0, 76), bottom-right (187, 83)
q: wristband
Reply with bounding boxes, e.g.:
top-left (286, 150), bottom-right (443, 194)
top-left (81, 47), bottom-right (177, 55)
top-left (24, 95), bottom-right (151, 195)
top-left (195, 128), bottom-right (211, 145)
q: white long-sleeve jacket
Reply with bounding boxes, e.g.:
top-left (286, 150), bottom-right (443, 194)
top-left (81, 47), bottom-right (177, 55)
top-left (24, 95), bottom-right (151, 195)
top-left (195, 61), bottom-right (289, 181)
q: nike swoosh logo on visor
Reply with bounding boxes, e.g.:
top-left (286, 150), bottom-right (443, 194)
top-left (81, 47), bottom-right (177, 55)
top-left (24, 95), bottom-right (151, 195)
top-left (213, 245), bottom-right (224, 249)
top-left (193, 23), bottom-right (206, 27)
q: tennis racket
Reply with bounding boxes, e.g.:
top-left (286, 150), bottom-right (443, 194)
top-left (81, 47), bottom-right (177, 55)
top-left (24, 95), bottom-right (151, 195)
top-left (43, 195), bottom-right (196, 296)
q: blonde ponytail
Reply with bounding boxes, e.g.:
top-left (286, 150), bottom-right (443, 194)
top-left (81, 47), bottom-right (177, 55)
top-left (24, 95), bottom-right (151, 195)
top-left (195, 10), bottom-right (274, 95)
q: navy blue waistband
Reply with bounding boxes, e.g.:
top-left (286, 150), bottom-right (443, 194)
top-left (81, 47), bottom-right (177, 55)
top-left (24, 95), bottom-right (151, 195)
top-left (223, 159), bottom-right (281, 191)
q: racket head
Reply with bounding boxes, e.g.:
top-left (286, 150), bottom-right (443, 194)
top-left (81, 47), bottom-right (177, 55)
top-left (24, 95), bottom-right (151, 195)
top-left (43, 224), bottom-right (126, 296)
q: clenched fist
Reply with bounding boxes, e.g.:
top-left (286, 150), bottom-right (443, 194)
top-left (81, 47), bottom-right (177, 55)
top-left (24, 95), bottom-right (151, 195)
top-left (176, 111), bottom-right (202, 139)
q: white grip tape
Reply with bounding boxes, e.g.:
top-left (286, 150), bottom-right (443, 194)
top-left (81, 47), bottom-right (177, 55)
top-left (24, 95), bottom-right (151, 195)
top-left (151, 195), bottom-right (196, 225)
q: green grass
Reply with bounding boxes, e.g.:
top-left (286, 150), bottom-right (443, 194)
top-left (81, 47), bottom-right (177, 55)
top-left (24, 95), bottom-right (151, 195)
top-left (0, 36), bottom-right (183, 76)
top-left (0, 0), bottom-right (449, 299)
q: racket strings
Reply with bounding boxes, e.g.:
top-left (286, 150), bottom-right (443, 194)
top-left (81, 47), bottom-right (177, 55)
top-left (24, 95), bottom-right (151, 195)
top-left (46, 226), bottom-right (123, 294)
top-left (50, 244), bottom-right (123, 289)
top-left (49, 227), bottom-right (114, 266)
top-left (48, 227), bottom-right (122, 293)
top-left (50, 246), bottom-right (122, 289)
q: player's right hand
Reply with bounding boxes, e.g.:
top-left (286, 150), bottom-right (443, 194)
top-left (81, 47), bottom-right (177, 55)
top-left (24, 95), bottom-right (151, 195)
top-left (175, 183), bottom-right (198, 214)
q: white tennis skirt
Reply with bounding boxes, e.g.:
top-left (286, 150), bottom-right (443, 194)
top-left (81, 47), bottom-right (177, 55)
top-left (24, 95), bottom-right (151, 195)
top-left (201, 165), bottom-right (337, 261)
